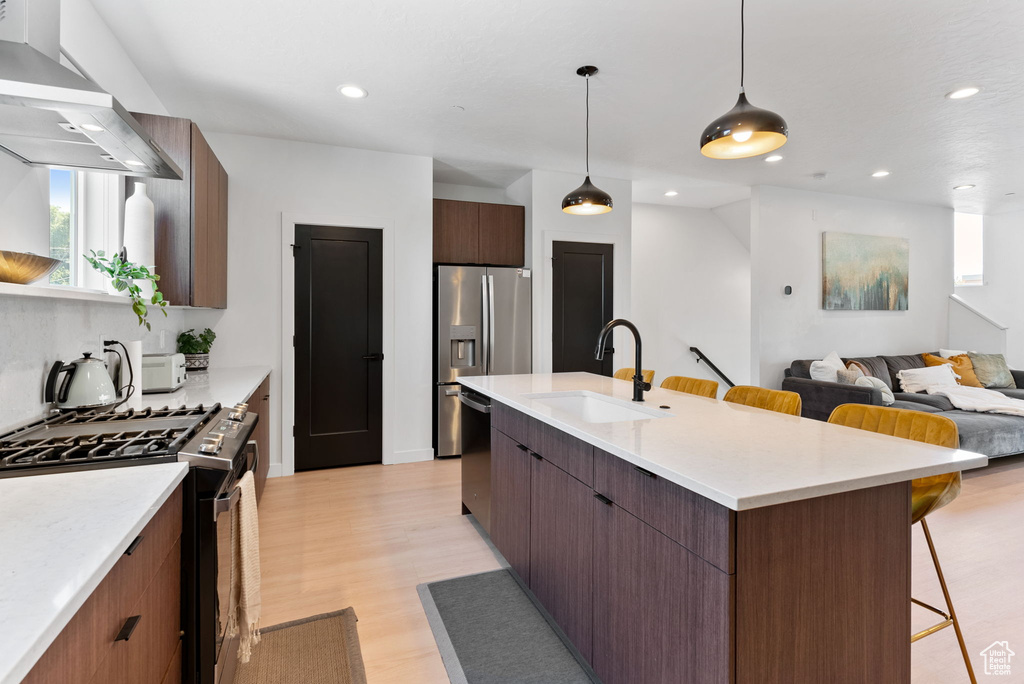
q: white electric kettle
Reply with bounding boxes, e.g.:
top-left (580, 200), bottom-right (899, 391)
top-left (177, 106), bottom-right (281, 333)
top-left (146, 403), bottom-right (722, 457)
top-left (45, 352), bottom-right (119, 410)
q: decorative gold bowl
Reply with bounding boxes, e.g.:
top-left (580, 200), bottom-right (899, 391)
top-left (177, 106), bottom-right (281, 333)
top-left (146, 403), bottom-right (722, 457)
top-left (0, 250), bottom-right (63, 285)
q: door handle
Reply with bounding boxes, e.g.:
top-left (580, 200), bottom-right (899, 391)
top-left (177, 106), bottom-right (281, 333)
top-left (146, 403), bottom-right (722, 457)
top-left (487, 275), bottom-right (496, 372)
top-left (362, 353), bottom-right (384, 361)
top-left (481, 275), bottom-right (489, 375)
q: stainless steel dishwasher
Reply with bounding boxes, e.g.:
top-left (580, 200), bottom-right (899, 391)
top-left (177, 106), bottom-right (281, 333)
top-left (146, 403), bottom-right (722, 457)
top-left (459, 389), bottom-right (492, 533)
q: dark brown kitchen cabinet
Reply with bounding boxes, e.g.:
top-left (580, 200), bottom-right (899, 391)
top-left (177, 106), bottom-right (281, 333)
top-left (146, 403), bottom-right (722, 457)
top-left (433, 199), bottom-right (524, 266)
top-left (489, 428), bottom-right (532, 584)
top-left (591, 498), bottom-right (647, 684)
top-left (127, 113), bottom-right (228, 308)
top-left (24, 486), bottom-right (183, 684)
top-left (245, 373), bottom-right (272, 503)
top-left (530, 455), bottom-right (593, 661)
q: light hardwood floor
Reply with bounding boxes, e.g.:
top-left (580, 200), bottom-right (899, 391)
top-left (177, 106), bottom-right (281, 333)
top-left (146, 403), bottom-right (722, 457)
top-left (258, 455), bottom-right (1024, 684)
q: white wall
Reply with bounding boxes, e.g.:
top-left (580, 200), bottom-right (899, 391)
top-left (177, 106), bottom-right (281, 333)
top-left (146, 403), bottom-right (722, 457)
top-left (432, 182), bottom-right (511, 204)
top-left (511, 170), bottom-right (633, 373)
top-left (954, 209), bottom-right (1024, 367)
top-left (750, 186), bottom-right (954, 388)
top-left (631, 204), bottom-right (751, 397)
top-left (183, 133), bottom-right (434, 473)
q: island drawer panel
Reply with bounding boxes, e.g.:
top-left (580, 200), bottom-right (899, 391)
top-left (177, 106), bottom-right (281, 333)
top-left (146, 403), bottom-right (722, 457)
top-left (491, 401), bottom-right (531, 446)
top-left (644, 474), bottom-right (734, 573)
top-left (592, 448), bottom-right (644, 518)
top-left (528, 417), bottom-right (594, 486)
top-left (594, 448), bottom-right (734, 573)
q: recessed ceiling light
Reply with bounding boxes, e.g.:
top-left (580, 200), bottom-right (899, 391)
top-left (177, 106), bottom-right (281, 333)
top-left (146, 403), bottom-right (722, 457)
top-left (124, 160), bottom-right (146, 167)
top-left (765, 155), bottom-right (783, 162)
top-left (79, 123), bottom-right (104, 132)
top-left (664, 191), bottom-right (678, 197)
top-left (953, 184), bottom-right (975, 190)
top-left (946, 87), bottom-right (980, 100)
top-left (872, 170), bottom-right (890, 177)
top-left (337, 84), bottom-right (368, 99)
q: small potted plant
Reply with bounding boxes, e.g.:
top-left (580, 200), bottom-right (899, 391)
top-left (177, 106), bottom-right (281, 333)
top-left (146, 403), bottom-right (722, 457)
top-left (84, 249), bottom-right (167, 331)
top-left (177, 328), bottom-right (217, 372)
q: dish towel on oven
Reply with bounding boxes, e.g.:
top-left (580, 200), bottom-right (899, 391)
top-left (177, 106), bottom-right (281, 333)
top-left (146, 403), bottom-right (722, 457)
top-left (227, 470), bottom-right (262, 662)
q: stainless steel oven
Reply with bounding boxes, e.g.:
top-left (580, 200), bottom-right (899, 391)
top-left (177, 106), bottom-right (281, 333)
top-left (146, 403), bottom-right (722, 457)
top-left (212, 439), bottom-right (258, 684)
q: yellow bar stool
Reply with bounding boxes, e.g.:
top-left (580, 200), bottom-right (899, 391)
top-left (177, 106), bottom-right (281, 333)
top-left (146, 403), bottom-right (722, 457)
top-left (827, 404), bottom-right (976, 683)
top-left (660, 375), bottom-right (718, 398)
top-left (613, 368), bottom-right (655, 385)
top-left (722, 385), bottom-right (802, 416)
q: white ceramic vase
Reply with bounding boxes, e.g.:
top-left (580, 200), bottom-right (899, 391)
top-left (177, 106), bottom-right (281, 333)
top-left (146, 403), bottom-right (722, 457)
top-left (122, 182), bottom-right (156, 300)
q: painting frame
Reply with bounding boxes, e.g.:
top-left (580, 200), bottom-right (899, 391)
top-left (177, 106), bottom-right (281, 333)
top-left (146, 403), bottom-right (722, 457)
top-left (822, 232), bottom-right (909, 311)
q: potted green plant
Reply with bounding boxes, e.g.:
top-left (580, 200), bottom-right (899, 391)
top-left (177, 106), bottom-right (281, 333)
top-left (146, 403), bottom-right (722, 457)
top-left (177, 328), bottom-right (217, 371)
top-left (84, 249), bottom-right (167, 331)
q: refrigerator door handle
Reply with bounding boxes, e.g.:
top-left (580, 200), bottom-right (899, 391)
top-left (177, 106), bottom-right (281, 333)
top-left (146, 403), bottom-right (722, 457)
top-left (487, 275), bottom-right (496, 373)
top-left (480, 274), bottom-right (489, 375)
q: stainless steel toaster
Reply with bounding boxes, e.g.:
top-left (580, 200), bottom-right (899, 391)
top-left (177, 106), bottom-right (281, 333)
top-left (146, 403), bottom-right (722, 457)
top-left (141, 353), bottom-right (187, 393)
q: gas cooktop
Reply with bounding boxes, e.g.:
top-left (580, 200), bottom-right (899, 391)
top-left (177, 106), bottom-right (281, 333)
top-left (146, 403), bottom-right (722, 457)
top-left (0, 405), bottom-right (221, 474)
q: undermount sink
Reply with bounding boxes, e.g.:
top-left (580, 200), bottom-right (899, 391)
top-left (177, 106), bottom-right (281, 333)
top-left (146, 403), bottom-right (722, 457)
top-left (524, 391), bottom-right (673, 423)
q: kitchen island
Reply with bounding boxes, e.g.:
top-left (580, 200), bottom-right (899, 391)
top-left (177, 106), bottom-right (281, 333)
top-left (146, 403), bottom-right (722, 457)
top-left (458, 372), bottom-right (987, 684)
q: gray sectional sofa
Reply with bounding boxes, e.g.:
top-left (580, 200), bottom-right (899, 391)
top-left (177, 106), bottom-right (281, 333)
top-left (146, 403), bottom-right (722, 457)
top-left (782, 352), bottom-right (1024, 458)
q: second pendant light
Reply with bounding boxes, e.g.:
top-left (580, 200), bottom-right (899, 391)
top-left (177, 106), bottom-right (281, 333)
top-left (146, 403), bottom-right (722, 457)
top-left (562, 66), bottom-right (613, 215)
top-left (700, 0), bottom-right (788, 159)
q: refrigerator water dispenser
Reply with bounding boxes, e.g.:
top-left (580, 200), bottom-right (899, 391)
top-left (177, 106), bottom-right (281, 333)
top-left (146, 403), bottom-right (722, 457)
top-left (450, 325), bottom-right (477, 368)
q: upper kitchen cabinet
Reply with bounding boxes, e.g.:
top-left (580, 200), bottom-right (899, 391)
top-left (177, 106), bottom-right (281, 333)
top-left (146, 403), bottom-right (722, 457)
top-left (433, 199), bottom-right (524, 266)
top-left (127, 113), bottom-right (228, 308)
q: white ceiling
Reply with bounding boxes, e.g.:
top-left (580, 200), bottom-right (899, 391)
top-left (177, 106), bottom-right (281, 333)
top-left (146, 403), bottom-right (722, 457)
top-left (89, 0), bottom-right (1024, 213)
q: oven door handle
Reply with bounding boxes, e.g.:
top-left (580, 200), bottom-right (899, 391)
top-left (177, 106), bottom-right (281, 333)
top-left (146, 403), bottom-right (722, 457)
top-left (214, 486), bottom-right (241, 518)
top-left (213, 441), bottom-right (259, 519)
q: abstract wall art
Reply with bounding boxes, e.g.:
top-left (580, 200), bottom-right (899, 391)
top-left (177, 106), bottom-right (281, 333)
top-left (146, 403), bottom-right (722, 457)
top-left (822, 232), bottom-right (909, 310)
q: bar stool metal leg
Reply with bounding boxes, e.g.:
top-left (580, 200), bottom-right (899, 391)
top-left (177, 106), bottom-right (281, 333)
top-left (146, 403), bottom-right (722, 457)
top-left (918, 518), bottom-right (977, 684)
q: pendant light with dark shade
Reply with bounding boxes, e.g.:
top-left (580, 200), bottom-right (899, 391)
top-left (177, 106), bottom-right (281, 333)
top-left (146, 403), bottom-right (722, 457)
top-left (700, 0), bottom-right (788, 159)
top-left (562, 66), bottom-right (613, 215)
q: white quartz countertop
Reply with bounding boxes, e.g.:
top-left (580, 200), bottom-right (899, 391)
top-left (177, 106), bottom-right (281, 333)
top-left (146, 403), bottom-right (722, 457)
top-left (0, 463), bottom-right (188, 684)
top-left (138, 365), bottom-right (270, 411)
top-left (459, 373), bottom-right (989, 511)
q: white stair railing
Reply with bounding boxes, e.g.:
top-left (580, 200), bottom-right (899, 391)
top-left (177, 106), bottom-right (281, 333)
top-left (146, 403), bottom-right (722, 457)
top-left (948, 294), bottom-right (1007, 356)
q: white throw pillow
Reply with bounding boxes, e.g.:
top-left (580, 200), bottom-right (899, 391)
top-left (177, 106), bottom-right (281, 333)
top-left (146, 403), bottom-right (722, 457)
top-left (897, 364), bottom-right (960, 393)
top-left (810, 351), bottom-right (846, 383)
top-left (856, 376), bottom-right (895, 405)
top-left (940, 348), bottom-right (971, 359)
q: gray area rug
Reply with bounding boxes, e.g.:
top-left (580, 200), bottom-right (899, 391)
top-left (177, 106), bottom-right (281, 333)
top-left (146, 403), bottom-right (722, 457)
top-left (418, 569), bottom-right (597, 684)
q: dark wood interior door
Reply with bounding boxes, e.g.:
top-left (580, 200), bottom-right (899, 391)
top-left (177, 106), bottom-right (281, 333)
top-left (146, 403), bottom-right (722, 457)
top-left (294, 225), bottom-right (383, 469)
top-left (552, 241), bottom-right (614, 375)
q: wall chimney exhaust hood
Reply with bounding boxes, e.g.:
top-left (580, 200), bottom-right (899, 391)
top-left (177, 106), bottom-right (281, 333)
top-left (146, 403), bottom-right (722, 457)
top-left (0, 0), bottom-right (181, 179)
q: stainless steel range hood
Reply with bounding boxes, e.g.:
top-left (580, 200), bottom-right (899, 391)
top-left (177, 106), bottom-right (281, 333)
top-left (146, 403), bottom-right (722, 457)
top-left (0, 0), bottom-right (181, 179)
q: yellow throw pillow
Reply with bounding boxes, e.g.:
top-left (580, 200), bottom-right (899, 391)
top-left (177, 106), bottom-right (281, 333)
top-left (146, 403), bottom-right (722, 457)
top-left (921, 353), bottom-right (983, 388)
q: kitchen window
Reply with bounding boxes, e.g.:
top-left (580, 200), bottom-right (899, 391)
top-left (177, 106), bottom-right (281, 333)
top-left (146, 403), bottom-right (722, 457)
top-left (47, 169), bottom-right (123, 290)
top-left (48, 169), bottom-right (78, 286)
top-left (953, 212), bottom-right (984, 287)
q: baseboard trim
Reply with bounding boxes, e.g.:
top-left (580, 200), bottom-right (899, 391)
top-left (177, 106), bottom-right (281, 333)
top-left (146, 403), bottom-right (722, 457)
top-left (387, 447), bottom-right (434, 465)
top-left (268, 463), bottom-right (284, 478)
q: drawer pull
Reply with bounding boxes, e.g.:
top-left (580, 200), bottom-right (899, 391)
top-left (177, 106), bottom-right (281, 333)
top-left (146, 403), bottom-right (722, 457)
top-left (633, 465), bottom-right (657, 479)
top-left (516, 444), bottom-right (528, 452)
top-left (594, 493), bottom-right (613, 506)
top-left (530, 451), bottom-right (543, 460)
top-left (115, 615), bottom-right (142, 642)
top-left (124, 535), bottom-right (144, 556)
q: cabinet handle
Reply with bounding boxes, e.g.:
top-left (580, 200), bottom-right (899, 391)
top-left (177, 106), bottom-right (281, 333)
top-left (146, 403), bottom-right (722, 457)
top-left (530, 451), bottom-right (542, 460)
top-left (593, 493), bottom-right (613, 506)
top-left (516, 444), bottom-right (528, 452)
top-left (633, 465), bottom-right (657, 479)
top-left (115, 615), bottom-right (142, 642)
top-left (124, 535), bottom-right (144, 556)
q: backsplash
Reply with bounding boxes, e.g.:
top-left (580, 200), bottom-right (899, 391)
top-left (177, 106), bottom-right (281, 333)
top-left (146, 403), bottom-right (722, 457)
top-left (0, 295), bottom-right (184, 431)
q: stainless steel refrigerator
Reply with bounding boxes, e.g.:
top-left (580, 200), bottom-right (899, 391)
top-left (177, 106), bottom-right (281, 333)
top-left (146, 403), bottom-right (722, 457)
top-left (435, 265), bottom-right (532, 456)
